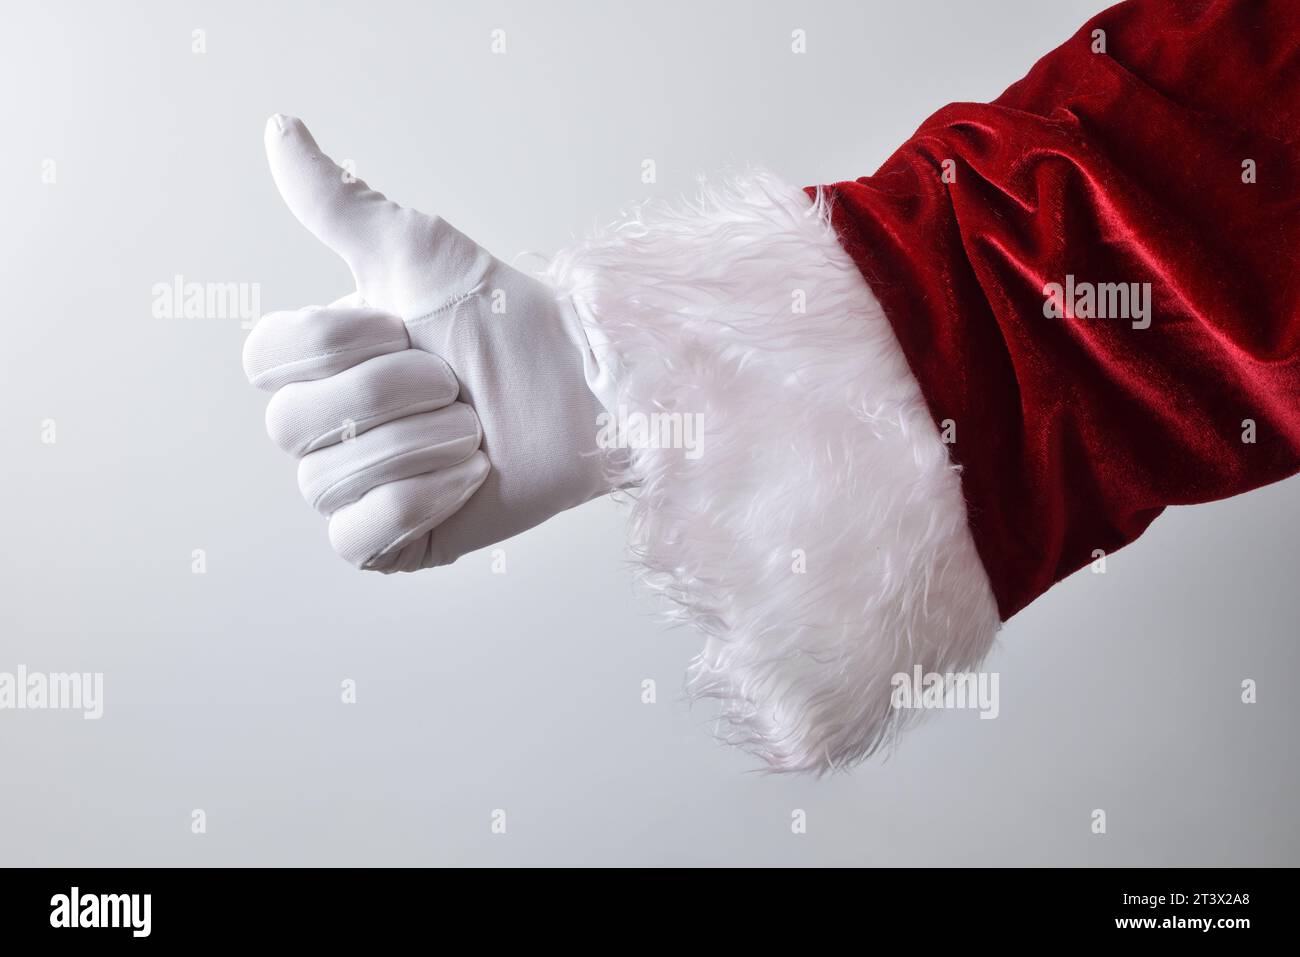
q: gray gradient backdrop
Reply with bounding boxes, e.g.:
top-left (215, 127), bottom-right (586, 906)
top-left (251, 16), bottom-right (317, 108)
top-left (3, 0), bottom-right (1297, 866)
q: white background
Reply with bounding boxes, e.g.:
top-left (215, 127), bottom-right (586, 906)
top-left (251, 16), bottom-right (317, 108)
top-left (2, 0), bottom-right (1297, 865)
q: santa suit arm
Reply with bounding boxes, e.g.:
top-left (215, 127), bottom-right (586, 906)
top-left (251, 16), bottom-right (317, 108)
top-left (813, 0), bottom-right (1300, 619)
top-left (245, 0), bottom-right (1300, 772)
top-left (547, 0), bottom-right (1300, 769)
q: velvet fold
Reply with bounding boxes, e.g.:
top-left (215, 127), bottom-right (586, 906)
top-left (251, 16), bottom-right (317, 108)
top-left (814, 0), bottom-right (1300, 618)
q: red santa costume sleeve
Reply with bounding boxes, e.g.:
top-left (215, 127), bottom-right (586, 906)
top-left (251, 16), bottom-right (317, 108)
top-left (816, 0), bottom-right (1300, 620)
top-left (547, 0), bottom-right (1300, 771)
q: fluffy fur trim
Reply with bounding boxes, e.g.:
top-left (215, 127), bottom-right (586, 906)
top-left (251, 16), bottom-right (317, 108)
top-left (546, 170), bottom-right (1001, 773)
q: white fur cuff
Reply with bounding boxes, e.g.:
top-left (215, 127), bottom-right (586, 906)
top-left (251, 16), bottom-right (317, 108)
top-left (547, 170), bottom-right (1001, 772)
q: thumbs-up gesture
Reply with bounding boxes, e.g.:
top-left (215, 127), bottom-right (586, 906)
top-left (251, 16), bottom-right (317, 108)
top-left (243, 115), bottom-right (609, 571)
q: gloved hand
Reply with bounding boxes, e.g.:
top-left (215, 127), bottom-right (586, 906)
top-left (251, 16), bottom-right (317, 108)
top-left (243, 115), bottom-right (610, 571)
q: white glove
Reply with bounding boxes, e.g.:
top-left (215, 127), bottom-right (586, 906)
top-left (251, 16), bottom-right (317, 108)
top-left (243, 115), bottom-right (610, 571)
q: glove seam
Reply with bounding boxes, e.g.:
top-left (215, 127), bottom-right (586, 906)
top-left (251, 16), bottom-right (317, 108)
top-left (300, 396), bottom-right (457, 455)
top-left (359, 468), bottom-right (485, 569)
top-left (404, 282), bottom-right (486, 329)
top-left (251, 337), bottom-right (411, 388)
top-left (309, 418), bottom-right (483, 513)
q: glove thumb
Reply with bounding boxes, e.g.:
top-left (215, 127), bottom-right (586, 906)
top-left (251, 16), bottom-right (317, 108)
top-left (264, 114), bottom-right (489, 320)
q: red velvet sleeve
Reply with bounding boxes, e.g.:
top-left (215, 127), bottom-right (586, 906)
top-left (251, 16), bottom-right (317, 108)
top-left (813, 0), bottom-right (1300, 618)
